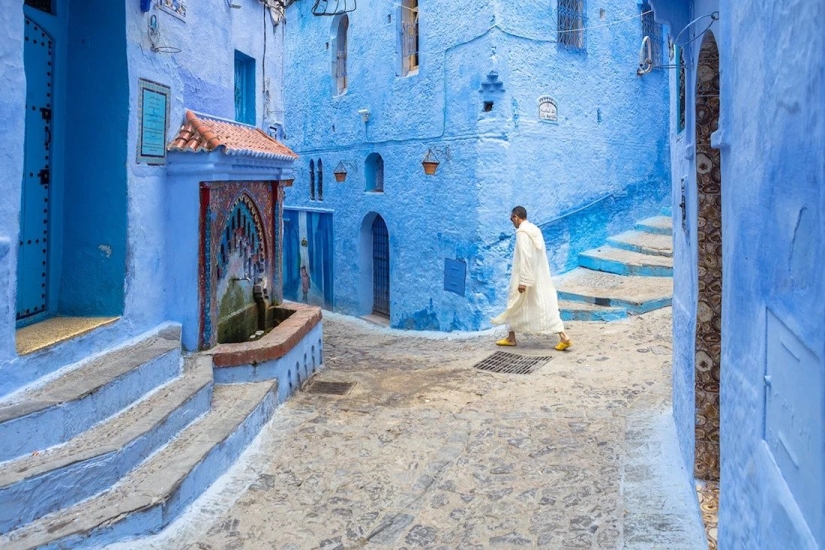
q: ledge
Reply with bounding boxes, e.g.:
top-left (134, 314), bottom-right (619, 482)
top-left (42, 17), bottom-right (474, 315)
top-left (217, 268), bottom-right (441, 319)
top-left (205, 302), bottom-right (322, 368)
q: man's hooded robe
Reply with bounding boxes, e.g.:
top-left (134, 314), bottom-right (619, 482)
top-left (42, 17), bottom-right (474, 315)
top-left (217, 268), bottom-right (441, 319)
top-left (491, 220), bottom-right (565, 334)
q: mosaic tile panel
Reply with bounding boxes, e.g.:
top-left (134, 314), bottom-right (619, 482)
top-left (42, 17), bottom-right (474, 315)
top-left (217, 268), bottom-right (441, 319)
top-left (694, 32), bottom-right (721, 483)
top-left (199, 181), bottom-right (282, 349)
top-left (696, 481), bottom-right (719, 550)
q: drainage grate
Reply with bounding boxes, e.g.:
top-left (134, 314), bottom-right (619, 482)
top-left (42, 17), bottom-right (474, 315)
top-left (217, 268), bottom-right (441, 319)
top-left (472, 351), bottom-right (552, 375)
top-left (304, 380), bottom-right (356, 395)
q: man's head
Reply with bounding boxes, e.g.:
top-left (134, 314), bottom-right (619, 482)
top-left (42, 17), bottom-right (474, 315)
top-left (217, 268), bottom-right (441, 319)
top-left (510, 206), bottom-right (527, 228)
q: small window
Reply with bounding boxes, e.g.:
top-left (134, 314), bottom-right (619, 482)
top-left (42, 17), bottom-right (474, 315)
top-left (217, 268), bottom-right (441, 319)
top-left (317, 159), bottom-right (324, 201)
top-left (309, 160), bottom-right (316, 201)
top-left (677, 45), bottom-right (686, 132)
top-left (332, 15), bottom-right (349, 95)
top-left (365, 153), bottom-right (384, 193)
top-left (400, 0), bottom-right (419, 76)
top-left (234, 51), bottom-right (256, 125)
top-left (641, 3), bottom-right (663, 66)
top-left (558, 0), bottom-right (585, 51)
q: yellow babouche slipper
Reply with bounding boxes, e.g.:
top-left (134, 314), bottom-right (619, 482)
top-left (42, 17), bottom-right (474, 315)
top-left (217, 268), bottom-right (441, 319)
top-left (496, 338), bottom-right (516, 347)
top-left (555, 340), bottom-right (573, 351)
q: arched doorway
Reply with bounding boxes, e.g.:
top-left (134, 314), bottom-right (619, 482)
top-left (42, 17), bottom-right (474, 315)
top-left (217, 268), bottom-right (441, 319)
top-left (371, 216), bottom-right (390, 318)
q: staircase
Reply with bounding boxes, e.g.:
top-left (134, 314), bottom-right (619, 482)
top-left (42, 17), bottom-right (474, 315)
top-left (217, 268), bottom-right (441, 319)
top-left (556, 209), bottom-right (674, 322)
top-left (0, 324), bottom-right (278, 549)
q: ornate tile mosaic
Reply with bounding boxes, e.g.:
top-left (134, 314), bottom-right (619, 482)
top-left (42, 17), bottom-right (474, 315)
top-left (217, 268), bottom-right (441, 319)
top-left (696, 480), bottom-right (719, 550)
top-left (694, 32), bottom-right (721, 483)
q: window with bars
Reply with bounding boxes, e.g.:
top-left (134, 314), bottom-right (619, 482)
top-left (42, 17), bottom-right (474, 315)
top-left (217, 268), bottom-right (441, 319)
top-left (641, 3), bottom-right (663, 66)
top-left (557, 0), bottom-right (585, 51)
top-left (400, 0), bottom-right (419, 76)
top-left (317, 159), bottom-right (324, 201)
top-left (334, 15), bottom-right (349, 95)
top-left (677, 45), bottom-right (686, 132)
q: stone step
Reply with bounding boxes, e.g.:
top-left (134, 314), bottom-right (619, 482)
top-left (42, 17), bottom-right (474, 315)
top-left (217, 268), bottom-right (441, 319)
top-left (554, 268), bottom-right (672, 314)
top-left (0, 356), bottom-right (214, 535)
top-left (0, 381), bottom-right (278, 550)
top-left (661, 206), bottom-right (673, 217)
top-left (578, 246), bottom-right (673, 277)
top-left (635, 216), bottom-right (673, 235)
top-left (0, 324), bottom-right (182, 462)
top-left (558, 300), bottom-right (628, 322)
top-left (607, 230), bottom-right (673, 258)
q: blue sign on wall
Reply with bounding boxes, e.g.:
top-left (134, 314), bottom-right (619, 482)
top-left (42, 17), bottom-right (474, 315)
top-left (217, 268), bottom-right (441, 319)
top-left (136, 78), bottom-right (170, 165)
top-left (444, 258), bottom-right (466, 297)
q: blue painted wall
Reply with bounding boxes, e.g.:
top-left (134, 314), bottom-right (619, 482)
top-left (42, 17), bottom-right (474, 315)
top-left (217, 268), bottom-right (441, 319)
top-left (0, 0), bottom-right (288, 394)
top-left (282, 0), bottom-right (671, 331)
top-left (653, 0), bottom-right (824, 547)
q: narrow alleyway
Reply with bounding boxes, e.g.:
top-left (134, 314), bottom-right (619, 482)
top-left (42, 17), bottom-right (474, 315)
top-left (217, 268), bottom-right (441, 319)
top-left (108, 310), bottom-right (705, 550)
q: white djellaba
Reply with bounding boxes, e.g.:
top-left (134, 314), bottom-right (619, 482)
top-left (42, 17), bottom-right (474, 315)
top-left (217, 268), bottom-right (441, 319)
top-left (491, 220), bottom-right (565, 334)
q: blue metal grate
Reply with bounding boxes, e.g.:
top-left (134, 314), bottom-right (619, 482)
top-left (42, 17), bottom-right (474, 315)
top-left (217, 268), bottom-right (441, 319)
top-left (317, 158), bottom-right (323, 201)
top-left (372, 216), bottom-right (390, 317)
top-left (641, 3), bottom-right (663, 66)
top-left (558, 0), bottom-right (585, 51)
top-left (309, 159), bottom-right (316, 200)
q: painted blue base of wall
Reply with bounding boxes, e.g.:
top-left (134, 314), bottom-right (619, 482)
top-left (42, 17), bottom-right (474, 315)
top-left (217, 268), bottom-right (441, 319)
top-left (213, 323), bottom-right (324, 403)
top-left (0, 382), bottom-right (212, 534)
top-left (0, 341), bottom-right (181, 462)
top-left (560, 307), bottom-right (627, 322)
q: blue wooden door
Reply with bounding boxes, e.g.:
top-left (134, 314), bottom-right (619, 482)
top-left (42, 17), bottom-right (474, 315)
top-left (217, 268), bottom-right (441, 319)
top-left (17, 16), bottom-right (54, 323)
top-left (372, 216), bottom-right (389, 317)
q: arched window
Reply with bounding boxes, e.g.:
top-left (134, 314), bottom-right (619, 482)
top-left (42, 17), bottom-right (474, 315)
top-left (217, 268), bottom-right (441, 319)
top-left (365, 153), bottom-right (384, 193)
top-left (332, 15), bottom-right (349, 95)
top-left (317, 158), bottom-right (324, 201)
top-left (309, 160), bottom-right (315, 201)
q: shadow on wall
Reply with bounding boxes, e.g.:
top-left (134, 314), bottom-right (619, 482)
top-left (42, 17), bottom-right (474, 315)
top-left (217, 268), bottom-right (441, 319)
top-left (540, 177), bottom-right (669, 274)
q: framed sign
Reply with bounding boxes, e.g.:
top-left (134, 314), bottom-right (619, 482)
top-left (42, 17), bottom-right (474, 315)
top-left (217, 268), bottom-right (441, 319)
top-left (538, 95), bottom-right (558, 123)
top-left (136, 79), bottom-right (171, 165)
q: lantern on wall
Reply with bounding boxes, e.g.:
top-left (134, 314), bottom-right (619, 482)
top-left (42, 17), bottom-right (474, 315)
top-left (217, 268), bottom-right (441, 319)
top-left (421, 149), bottom-right (440, 176)
top-left (333, 161), bottom-right (348, 182)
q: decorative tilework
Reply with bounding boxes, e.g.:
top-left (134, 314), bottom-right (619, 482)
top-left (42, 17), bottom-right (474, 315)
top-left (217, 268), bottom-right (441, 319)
top-left (694, 32), bottom-right (721, 483)
top-left (696, 480), bottom-right (719, 550)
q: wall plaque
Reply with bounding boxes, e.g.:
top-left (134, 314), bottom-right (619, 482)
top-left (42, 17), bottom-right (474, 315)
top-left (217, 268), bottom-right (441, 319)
top-left (538, 95), bottom-right (558, 123)
top-left (136, 79), bottom-right (171, 165)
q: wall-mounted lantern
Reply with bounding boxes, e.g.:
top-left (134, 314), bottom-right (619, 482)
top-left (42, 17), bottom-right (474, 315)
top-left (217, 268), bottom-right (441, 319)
top-left (333, 161), bottom-right (348, 182)
top-left (422, 148), bottom-right (440, 176)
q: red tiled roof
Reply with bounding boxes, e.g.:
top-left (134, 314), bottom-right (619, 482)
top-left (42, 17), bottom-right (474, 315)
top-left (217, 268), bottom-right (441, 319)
top-left (167, 110), bottom-right (297, 160)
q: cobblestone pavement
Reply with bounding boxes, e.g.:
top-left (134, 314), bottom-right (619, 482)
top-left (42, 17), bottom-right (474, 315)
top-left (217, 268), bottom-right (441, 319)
top-left (109, 308), bottom-right (706, 550)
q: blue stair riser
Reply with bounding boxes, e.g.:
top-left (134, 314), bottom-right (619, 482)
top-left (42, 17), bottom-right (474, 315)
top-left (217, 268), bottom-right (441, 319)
top-left (0, 350), bottom-right (182, 463)
top-left (561, 309), bottom-right (628, 322)
top-left (606, 237), bottom-right (672, 258)
top-left (578, 254), bottom-right (673, 277)
top-left (661, 206), bottom-right (673, 217)
top-left (38, 387), bottom-right (278, 550)
top-left (0, 382), bottom-right (213, 535)
top-left (557, 292), bottom-right (672, 314)
top-left (634, 222), bottom-right (672, 236)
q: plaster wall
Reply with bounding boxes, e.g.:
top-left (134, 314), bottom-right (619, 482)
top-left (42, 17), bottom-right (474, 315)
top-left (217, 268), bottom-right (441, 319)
top-left (0, 0), bottom-right (287, 395)
top-left (655, 0), bottom-right (824, 547)
top-left (283, 0), bottom-right (671, 331)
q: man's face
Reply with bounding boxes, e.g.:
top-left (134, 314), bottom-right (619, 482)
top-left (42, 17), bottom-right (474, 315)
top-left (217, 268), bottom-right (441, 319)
top-left (510, 213), bottom-right (522, 229)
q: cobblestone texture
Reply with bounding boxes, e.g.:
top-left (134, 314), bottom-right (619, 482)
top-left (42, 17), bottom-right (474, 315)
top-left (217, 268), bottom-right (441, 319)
top-left (106, 308), bottom-right (705, 550)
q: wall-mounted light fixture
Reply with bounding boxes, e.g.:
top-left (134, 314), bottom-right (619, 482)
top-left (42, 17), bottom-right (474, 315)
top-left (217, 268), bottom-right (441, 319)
top-left (333, 161), bottom-right (348, 182)
top-left (422, 147), bottom-right (450, 176)
top-left (357, 108), bottom-right (370, 123)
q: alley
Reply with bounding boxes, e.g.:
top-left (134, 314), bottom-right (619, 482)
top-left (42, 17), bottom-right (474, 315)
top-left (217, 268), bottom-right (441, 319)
top-left (108, 308), bottom-right (705, 550)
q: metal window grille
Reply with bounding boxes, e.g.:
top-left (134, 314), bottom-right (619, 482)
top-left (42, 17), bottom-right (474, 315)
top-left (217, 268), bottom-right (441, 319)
top-left (335, 16), bottom-right (348, 94)
top-left (372, 216), bottom-right (390, 317)
top-left (401, 0), bottom-right (419, 75)
top-left (317, 159), bottom-right (324, 201)
top-left (641, 4), bottom-right (662, 66)
top-left (558, 0), bottom-right (585, 51)
top-left (309, 160), bottom-right (316, 200)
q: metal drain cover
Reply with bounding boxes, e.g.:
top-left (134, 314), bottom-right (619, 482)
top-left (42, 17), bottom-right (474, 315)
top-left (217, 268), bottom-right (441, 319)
top-left (305, 380), bottom-right (356, 395)
top-left (473, 351), bottom-right (551, 374)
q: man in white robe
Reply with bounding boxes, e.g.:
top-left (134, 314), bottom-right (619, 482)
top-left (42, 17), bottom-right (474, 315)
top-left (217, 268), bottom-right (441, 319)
top-left (491, 206), bottom-right (572, 350)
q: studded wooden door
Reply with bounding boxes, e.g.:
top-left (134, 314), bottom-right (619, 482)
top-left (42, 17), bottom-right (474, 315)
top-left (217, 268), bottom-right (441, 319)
top-left (17, 16), bottom-right (54, 323)
top-left (371, 216), bottom-right (389, 317)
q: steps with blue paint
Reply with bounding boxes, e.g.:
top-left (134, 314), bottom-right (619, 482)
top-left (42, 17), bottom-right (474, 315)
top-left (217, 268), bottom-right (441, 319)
top-left (0, 356), bottom-right (213, 535)
top-left (661, 206), bottom-right (672, 217)
top-left (607, 230), bottom-right (672, 257)
top-left (0, 324), bottom-right (182, 463)
top-left (555, 268), bottom-right (672, 314)
top-left (559, 300), bottom-right (628, 322)
top-left (578, 246), bottom-right (673, 277)
top-left (635, 216), bottom-right (672, 236)
top-left (0, 381), bottom-right (278, 550)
